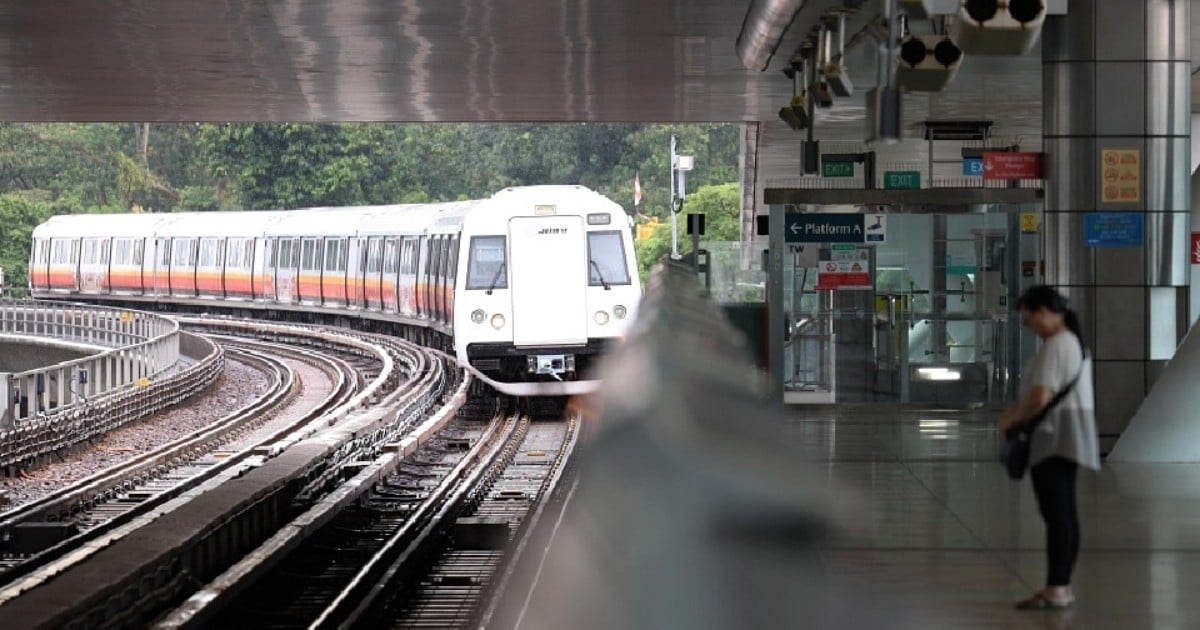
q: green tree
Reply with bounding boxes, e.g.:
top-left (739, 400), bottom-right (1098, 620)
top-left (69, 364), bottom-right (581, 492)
top-left (0, 193), bottom-right (52, 293)
top-left (633, 182), bottom-right (741, 282)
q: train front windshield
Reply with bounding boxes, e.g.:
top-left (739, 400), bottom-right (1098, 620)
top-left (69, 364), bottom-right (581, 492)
top-left (586, 231), bottom-right (630, 286)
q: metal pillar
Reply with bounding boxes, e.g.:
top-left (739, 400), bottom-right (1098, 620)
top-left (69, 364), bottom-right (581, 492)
top-left (1043, 0), bottom-right (1191, 449)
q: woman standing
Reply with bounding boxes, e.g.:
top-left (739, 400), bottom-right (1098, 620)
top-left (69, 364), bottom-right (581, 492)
top-left (999, 285), bottom-right (1101, 610)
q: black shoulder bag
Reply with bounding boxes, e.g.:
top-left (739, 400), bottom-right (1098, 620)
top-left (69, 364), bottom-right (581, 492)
top-left (1000, 346), bottom-right (1085, 481)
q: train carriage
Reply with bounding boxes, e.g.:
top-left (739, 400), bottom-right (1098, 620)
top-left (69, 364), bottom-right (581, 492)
top-left (29, 185), bottom-right (641, 396)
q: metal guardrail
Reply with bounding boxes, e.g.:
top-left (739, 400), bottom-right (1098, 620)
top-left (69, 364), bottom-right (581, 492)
top-left (0, 299), bottom-right (181, 427)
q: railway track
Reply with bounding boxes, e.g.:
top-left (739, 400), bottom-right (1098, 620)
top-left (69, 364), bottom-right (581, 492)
top-left (0, 317), bottom-right (467, 629)
top-left (0, 334), bottom-right (364, 599)
top-left (154, 406), bottom-right (578, 630)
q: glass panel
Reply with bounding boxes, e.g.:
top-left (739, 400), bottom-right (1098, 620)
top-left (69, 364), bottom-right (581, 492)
top-left (466, 235), bottom-right (506, 290)
top-left (587, 231), bottom-right (631, 286)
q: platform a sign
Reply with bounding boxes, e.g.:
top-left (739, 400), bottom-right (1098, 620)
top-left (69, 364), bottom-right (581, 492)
top-left (785, 214), bottom-right (886, 244)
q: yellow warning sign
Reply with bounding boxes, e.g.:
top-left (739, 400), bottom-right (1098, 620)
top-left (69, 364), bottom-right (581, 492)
top-left (1100, 148), bottom-right (1140, 203)
top-left (1020, 212), bottom-right (1040, 233)
top-left (635, 218), bottom-right (662, 242)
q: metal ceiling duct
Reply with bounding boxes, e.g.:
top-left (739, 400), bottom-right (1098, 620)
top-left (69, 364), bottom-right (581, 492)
top-left (736, 0), bottom-right (807, 71)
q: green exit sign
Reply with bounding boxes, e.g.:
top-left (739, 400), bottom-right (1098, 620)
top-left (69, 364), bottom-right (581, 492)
top-left (884, 170), bottom-right (921, 189)
top-left (822, 160), bottom-right (855, 178)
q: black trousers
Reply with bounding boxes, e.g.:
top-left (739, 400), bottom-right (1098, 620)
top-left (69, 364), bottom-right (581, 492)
top-left (1030, 456), bottom-right (1080, 587)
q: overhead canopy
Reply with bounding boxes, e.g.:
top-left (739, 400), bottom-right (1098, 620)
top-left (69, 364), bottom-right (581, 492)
top-left (0, 0), bottom-right (1195, 140)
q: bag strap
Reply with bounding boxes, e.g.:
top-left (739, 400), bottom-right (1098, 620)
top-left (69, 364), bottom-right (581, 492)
top-left (1023, 338), bottom-right (1086, 433)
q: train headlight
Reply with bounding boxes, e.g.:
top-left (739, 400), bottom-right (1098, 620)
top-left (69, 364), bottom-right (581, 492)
top-left (613, 305), bottom-right (627, 320)
top-left (491, 314), bottom-right (506, 329)
top-left (594, 310), bottom-right (610, 325)
top-left (471, 309), bottom-right (486, 324)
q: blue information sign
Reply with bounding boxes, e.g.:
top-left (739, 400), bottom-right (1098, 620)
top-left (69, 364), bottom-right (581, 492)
top-left (785, 214), bottom-right (865, 243)
top-left (1084, 212), bottom-right (1143, 247)
top-left (962, 158), bottom-right (984, 176)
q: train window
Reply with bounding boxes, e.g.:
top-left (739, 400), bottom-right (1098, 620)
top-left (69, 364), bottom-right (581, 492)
top-left (399, 238), bottom-right (413, 274)
top-left (279, 239), bottom-right (295, 269)
top-left (383, 239), bottom-right (399, 274)
top-left (36, 240), bottom-right (50, 264)
top-left (114, 239), bottom-right (131, 265)
top-left (587, 231), bottom-right (631, 286)
top-left (324, 239), bottom-right (345, 272)
top-left (244, 241), bottom-right (253, 269)
top-left (199, 239), bottom-right (219, 268)
top-left (173, 239), bottom-right (194, 267)
top-left (465, 236), bottom-right (507, 290)
top-left (449, 237), bottom-right (460, 282)
top-left (52, 241), bottom-right (69, 264)
top-left (82, 239), bottom-right (99, 265)
top-left (133, 240), bottom-right (144, 266)
top-left (101, 240), bottom-right (111, 264)
top-left (301, 239), bottom-right (319, 271)
top-left (367, 239), bottom-right (382, 274)
top-left (159, 239), bottom-right (170, 267)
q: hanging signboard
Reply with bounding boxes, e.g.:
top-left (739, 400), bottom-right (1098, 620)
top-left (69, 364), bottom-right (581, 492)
top-left (1100, 148), bottom-right (1140, 203)
top-left (982, 152), bottom-right (1042, 180)
top-left (816, 244), bottom-right (872, 290)
top-left (784, 214), bottom-right (886, 244)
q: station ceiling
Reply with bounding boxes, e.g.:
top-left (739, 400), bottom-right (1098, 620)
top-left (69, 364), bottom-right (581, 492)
top-left (0, 1), bottom-right (1194, 142)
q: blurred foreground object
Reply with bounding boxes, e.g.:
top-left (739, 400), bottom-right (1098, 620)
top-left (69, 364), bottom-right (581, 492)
top-left (493, 259), bottom-right (920, 630)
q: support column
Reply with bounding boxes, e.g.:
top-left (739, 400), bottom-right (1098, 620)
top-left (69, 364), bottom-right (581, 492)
top-left (1042, 0), bottom-right (1190, 451)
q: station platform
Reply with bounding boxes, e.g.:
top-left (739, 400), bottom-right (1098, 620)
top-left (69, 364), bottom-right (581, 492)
top-left (793, 407), bottom-right (1200, 629)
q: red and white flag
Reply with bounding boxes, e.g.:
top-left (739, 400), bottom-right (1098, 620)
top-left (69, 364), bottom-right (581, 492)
top-left (633, 173), bottom-right (643, 207)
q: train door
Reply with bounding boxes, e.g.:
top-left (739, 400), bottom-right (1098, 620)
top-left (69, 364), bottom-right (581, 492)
top-left (447, 236), bottom-right (459, 321)
top-left (153, 237), bottom-right (170, 296)
top-left (261, 238), bottom-right (275, 300)
top-left (364, 237), bottom-right (382, 310)
top-left (415, 234), bottom-right (429, 316)
top-left (133, 238), bottom-right (146, 294)
top-left (384, 238), bottom-right (400, 313)
top-left (508, 216), bottom-right (588, 346)
top-left (276, 237), bottom-right (299, 303)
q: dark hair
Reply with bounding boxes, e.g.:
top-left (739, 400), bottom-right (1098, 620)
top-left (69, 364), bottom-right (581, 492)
top-left (1017, 285), bottom-right (1083, 341)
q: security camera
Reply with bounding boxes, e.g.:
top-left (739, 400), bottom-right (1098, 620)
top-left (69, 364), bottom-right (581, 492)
top-left (952, 0), bottom-right (1046, 55)
top-left (811, 81), bottom-right (834, 108)
top-left (823, 60), bottom-right (853, 98)
top-left (779, 96), bottom-right (810, 131)
top-left (896, 35), bottom-right (964, 92)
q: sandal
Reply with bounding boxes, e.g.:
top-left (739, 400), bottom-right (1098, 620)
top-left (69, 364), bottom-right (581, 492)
top-left (1014, 593), bottom-right (1074, 610)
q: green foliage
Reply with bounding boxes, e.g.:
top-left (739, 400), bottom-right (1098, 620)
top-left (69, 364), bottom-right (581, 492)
top-left (633, 182), bottom-right (741, 282)
top-left (0, 193), bottom-right (52, 292)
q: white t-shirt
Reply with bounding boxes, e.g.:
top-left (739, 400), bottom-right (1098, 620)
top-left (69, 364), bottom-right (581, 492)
top-left (1020, 331), bottom-right (1101, 470)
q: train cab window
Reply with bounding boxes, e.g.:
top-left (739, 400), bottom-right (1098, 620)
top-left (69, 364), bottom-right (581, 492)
top-left (587, 231), bottom-right (631, 286)
top-left (465, 236), bottom-right (507, 290)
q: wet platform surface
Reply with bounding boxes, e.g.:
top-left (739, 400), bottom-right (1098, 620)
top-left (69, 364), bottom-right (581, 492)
top-left (790, 408), bottom-right (1200, 629)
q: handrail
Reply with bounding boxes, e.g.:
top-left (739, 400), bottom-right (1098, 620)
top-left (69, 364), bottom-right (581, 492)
top-left (0, 299), bottom-right (181, 427)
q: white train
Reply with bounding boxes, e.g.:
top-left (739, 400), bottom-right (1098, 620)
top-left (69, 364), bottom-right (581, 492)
top-left (28, 185), bottom-right (641, 396)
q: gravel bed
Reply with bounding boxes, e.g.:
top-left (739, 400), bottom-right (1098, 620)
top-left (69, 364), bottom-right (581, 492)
top-left (0, 358), bottom-right (272, 507)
